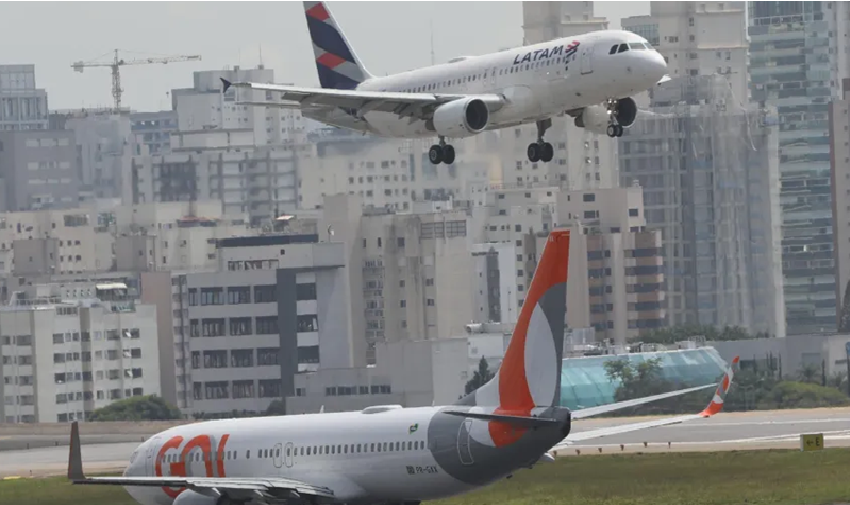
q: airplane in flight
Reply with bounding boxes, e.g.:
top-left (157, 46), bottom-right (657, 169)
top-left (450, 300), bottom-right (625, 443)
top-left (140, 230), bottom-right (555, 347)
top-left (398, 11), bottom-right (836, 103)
top-left (68, 229), bottom-right (738, 505)
top-left (221, 1), bottom-right (670, 166)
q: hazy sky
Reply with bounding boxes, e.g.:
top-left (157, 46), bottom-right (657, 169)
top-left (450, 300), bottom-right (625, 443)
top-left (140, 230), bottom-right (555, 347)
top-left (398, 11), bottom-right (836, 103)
top-left (0, 1), bottom-right (648, 112)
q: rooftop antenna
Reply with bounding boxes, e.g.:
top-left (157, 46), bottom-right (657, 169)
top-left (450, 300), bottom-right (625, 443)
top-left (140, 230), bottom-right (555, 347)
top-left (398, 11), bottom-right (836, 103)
top-left (430, 19), bottom-right (436, 65)
top-left (258, 44), bottom-right (264, 68)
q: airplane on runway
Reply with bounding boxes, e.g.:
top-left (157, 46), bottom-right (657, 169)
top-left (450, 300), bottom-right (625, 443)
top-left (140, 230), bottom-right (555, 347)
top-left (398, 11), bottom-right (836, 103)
top-left (220, 1), bottom-right (670, 166)
top-left (67, 229), bottom-right (738, 505)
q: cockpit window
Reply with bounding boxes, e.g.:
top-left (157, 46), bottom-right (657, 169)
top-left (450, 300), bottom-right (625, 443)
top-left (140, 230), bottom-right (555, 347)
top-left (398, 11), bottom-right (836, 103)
top-left (629, 43), bottom-right (648, 51)
top-left (609, 45), bottom-right (618, 55)
top-left (617, 44), bottom-right (629, 54)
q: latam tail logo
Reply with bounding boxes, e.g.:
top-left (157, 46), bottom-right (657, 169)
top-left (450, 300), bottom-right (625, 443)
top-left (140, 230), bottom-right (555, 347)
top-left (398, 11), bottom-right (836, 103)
top-left (304, 1), bottom-right (369, 90)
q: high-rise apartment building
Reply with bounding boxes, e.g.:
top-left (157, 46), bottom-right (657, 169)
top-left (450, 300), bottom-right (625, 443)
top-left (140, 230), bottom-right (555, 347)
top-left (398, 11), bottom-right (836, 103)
top-left (622, 2), bottom-right (749, 105)
top-left (749, 1), bottom-right (849, 334)
top-left (0, 285), bottom-right (160, 424)
top-left (620, 75), bottom-right (785, 338)
top-left (830, 79), bottom-right (850, 328)
top-left (0, 65), bottom-right (48, 131)
top-left (522, 2), bottom-right (609, 43)
top-left (0, 130), bottom-right (79, 211)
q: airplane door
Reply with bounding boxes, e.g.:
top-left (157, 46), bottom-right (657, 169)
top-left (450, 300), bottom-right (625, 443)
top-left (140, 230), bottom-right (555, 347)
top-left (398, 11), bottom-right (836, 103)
top-left (272, 442), bottom-right (283, 469)
top-left (456, 419), bottom-right (474, 466)
top-left (580, 44), bottom-right (594, 75)
top-left (284, 442), bottom-right (294, 469)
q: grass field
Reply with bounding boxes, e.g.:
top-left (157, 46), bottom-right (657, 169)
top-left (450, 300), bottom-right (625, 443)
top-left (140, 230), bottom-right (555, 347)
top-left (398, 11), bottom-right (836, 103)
top-left (3, 449), bottom-right (850, 505)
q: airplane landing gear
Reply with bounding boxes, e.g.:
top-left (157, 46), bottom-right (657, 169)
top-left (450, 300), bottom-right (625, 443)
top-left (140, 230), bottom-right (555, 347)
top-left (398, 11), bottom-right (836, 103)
top-left (605, 99), bottom-right (624, 138)
top-left (429, 137), bottom-right (455, 165)
top-left (527, 118), bottom-right (554, 163)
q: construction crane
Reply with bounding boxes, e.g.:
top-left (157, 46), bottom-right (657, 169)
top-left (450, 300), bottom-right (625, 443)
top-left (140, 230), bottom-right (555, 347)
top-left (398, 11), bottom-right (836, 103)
top-left (72, 49), bottom-right (202, 112)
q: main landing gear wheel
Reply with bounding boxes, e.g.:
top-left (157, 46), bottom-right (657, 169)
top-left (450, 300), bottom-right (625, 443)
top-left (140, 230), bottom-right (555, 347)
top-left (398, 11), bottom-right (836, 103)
top-left (527, 118), bottom-right (554, 163)
top-left (429, 137), bottom-right (456, 165)
top-left (606, 124), bottom-right (624, 138)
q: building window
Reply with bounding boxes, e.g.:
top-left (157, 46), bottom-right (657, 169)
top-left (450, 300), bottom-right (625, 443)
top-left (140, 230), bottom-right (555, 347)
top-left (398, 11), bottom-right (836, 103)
top-left (254, 285), bottom-right (277, 303)
top-left (201, 318), bottom-right (226, 337)
top-left (257, 348), bottom-right (279, 366)
top-left (229, 317), bottom-right (253, 336)
top-left (227, 286), bottom-right (251, 305)
top-left (296, 283), bottom-right (317, 301)
top-left (256, 316), bottom-right (279, 335)
top-left (297, 315), bottom-right (318, 332)
top-left (231, 349), bottom-right (254, 368)
top-left (200, 288), bottom-right (224, 306)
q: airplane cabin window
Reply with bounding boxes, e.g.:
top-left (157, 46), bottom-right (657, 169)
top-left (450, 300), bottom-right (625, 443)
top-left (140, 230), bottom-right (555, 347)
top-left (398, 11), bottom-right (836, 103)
top-left (618, 43), bottom-right (629, 53)
top-left (357, 443), bottom-right (362, 452)
top-left (276, 448), bottom-right (280, 458)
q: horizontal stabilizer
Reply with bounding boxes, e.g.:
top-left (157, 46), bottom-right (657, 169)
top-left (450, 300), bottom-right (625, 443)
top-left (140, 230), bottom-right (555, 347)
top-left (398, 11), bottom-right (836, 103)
top-left (442, 410), bottom-right (560, 428)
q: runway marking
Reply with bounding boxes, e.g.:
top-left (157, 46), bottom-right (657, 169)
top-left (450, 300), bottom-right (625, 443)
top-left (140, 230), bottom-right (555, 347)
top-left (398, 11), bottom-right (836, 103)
top-left (568, 431), bottom-right (850, 449)
top-left (656, 418), bottom-right (850, 428)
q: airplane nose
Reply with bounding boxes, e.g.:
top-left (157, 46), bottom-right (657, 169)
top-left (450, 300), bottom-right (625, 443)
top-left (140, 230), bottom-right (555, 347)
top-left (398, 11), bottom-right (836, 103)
top-left (646, 53), bottom-right (667, 81)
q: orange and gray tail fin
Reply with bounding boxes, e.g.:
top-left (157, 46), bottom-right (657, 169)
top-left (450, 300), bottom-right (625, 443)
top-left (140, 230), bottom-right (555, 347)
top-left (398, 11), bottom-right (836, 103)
top-left (456, 230), bottom-right (570, 412)
top-left (303, 1), bottom-right (373, 90)
top-left (700, 355), bottom-right (739, 417)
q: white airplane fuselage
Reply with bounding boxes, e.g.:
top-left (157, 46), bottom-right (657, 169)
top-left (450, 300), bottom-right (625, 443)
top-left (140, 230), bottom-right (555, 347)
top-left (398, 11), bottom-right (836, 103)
top-left (304, 30), bottom-right (666, 137)
top-left (122, 405), bottom-right (569, 505)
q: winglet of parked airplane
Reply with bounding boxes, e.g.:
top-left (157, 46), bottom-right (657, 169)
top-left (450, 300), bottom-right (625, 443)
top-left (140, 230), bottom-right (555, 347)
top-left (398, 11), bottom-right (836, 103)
top-left (700, 355), bottom-right (739, 417)
top-left (221, 77), bottom-right (232, 93)
top-left (67, 421), bottom-right (85, 481)
top-left (656, 74), bottom-right (672, 86)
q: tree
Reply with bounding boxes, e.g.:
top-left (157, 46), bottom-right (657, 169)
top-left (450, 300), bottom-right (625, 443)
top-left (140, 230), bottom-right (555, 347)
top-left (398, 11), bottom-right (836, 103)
top-left (839, 280), bottom-right (850, 333)
top-left (465, 357), bottom-right (496, 395)
top-left (88, 395), bottom-right (182, 422)
top-left (630, 324), bottom-right (766, 345)
top-left (797, 364), bottom-right (821, 385)
top-left (759, 381), bottom-right (850, 409)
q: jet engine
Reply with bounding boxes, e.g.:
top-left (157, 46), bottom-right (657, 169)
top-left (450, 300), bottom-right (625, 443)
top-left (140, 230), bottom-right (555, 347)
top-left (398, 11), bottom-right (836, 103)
top-left (172, 490), bottom-right (219, 505)
top-left (431, 98), bottom-right (489, 137)
top-left (573, 97), bottom-right (639, 134)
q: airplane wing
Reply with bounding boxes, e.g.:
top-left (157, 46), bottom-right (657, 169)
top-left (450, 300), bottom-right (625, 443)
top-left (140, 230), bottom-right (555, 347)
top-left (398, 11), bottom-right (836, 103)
top-left (67, 423), bottom-right (336, 504)
top-left (221, 78), bottom-right (506, 120)
top-left (549, 356), bottom-right (739, 450)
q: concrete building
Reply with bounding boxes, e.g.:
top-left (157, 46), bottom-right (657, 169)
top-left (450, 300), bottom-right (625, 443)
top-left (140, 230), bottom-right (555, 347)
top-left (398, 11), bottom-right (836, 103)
top-left (0, 284), bottom-right (160, 423)
top-left (522, 2), bottom-right (609, 43)
top-left (470, 242), bottom-right (518, 324)
top-left (127, 129), bottom-right (301, 226)
top-left (286, 337), bottom-right (469, 414)
top-left (0, 65), bottom-right (49, 131)
top-left (319, 195), bottom-right (474, 362)
top-left (475, 185), bottom-right (664, 344)
top-left (171, 66), bottom-right (306, 146)
top-left (620, 75), bottom-right (784, 338)
top-left (710, 333), bottom-right (850, 381)
top-left (831, 79), bottom-right (850, 328)
top-left (179, 233), bottom-right (364, 417)
top-left (496, 118), bottom-right (620, 191)
top-left (749, 1), bottom-right (850, 335)
top-left (299, 130), bottom-right (499, 212)
top-left (0, 130), bottom-right (79, 211)
top-left (622, 2), bottom-right (749, 105)
top-left (49, 108), bottom-right (132, 202)
top-left (113, 200), bottom-right (255, 273)
top-left (131, 110), bottom-right (178, 156)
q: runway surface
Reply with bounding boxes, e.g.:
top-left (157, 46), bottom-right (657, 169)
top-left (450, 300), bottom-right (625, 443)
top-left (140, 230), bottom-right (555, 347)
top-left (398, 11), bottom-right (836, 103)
top-left (2, 408), bottom-right (849, 477)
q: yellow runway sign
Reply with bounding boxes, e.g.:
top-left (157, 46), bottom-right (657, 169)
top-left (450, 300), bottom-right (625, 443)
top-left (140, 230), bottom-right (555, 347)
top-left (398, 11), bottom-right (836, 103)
top-left (800, 433), bottom-right (824, 451)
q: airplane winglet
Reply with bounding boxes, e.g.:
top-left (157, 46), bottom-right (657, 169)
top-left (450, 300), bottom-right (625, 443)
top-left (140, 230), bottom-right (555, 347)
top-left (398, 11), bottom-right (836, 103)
top-left (68, 421), bottom-right (86, 481)
top-left (699, 355), bottom-right (739, 418)
top-left (220, 78), bottom-right (232, 93)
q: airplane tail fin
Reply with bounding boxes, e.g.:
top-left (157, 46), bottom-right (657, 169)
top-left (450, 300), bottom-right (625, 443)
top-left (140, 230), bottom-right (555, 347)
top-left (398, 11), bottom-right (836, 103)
top-left (456, 230), bottom-right (570, 412)
top-left (303, 1), bottom-right (373, 90)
